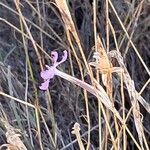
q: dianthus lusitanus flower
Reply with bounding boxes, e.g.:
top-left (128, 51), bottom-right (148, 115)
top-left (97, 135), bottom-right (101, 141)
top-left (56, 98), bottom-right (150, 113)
top-left (39, 50), bottom-right (67, 90)
top-left (39, 50), bottom-right (123, 122)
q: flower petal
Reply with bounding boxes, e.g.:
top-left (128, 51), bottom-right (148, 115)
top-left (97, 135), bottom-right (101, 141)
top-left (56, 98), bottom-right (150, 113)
top-left (40, 67), bottom-right (55, 80)
top-left (45, 65), bottom-right (51, 69)
top-left (39, 79), bottom-right (50, 90)
top-left (51, 51), bottom-right (58, 63)
top-left (57, 50), bottom-right (67, 65)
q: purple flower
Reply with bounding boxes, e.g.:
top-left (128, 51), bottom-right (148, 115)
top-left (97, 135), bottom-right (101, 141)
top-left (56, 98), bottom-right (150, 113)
top-left (39, 50), bottom-right (67, 90)
top-left (39, 50), bottom-right (123, 122)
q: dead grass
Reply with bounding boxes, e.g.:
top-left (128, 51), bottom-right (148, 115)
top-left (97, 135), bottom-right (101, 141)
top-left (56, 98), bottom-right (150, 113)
top-left (0, 0), bottom-right (150, 149)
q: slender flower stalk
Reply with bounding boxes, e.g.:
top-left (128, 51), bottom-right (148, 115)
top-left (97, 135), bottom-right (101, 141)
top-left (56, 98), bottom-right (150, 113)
top-left (39, 50), bottom-right (123, 122)
top-left (56, 69), bottom-right (123, 122)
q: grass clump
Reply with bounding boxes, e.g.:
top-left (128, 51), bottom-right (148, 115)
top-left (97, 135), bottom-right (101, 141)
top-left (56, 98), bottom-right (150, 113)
top-left (0, 0), bottom-right (149, 149)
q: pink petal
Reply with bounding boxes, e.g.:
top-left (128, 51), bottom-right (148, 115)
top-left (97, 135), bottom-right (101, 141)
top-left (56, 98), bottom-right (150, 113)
top-left (62, 50), bottom-right (67, 61)
top-left (57, 50), bottom-right (67, 65)
top-left (40, 67), bottom-right (55, 80)
top-left (39, 79), bottom-right (50, 90)
top-left (45, 65), bottom-right (51, 69)
top-left (51, 51), bottom-right (58, 63)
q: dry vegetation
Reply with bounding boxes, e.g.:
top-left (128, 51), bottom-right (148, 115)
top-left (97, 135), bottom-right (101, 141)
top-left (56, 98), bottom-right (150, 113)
top-left (0, 0), bottom-right (150, 150)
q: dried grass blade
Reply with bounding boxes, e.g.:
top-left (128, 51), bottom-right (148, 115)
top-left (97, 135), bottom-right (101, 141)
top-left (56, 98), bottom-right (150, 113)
top-left (0, 118), bottom-right (27, 150)
top-left (54, 0), bottom-right (76, 36)
top-left (109, 50), bottom-right (149, 148)
top-left (72, 123), bottom-right (85, 150)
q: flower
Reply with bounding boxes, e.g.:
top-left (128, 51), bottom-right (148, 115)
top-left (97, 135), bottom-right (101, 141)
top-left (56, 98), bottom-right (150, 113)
top-left (39, 50), bottom-right (67, 90)
top-left (39, 50), bottom-right (123, 122)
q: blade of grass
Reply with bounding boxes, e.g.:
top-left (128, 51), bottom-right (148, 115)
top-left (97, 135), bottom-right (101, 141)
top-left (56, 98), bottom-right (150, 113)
top-left (108, 0), bottom-right (150, 76)
top-left (0, 92), bottom-right (35, 108)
